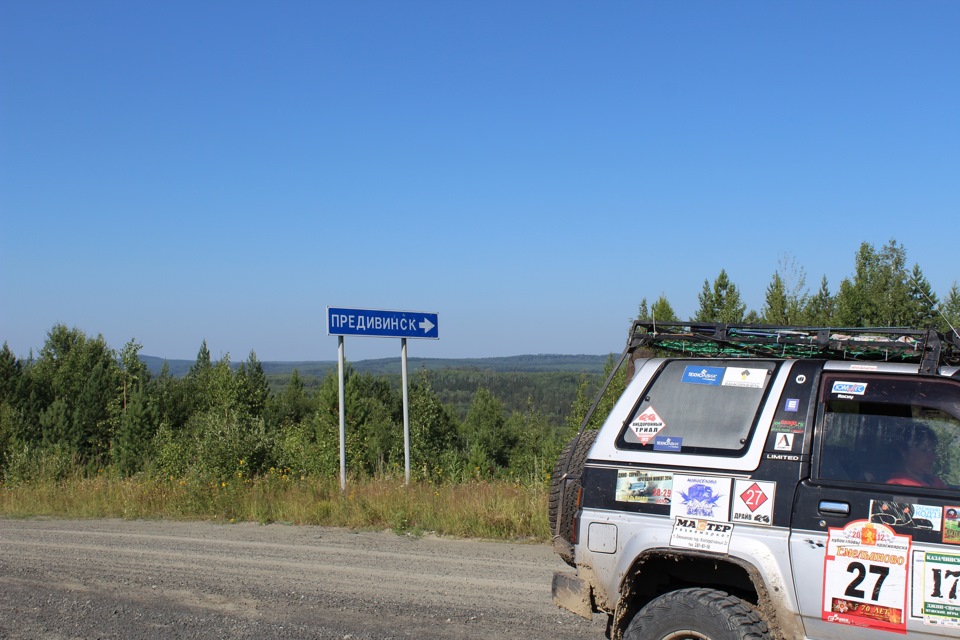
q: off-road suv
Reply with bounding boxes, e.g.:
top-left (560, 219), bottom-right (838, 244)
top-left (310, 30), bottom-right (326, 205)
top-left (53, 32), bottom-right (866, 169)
top-left (550, 322), bottom-right (960, 640)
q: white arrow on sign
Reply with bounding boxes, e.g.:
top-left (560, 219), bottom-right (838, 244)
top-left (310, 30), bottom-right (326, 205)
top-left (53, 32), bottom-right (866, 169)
top-left (419, 318), bottom-right (435, 333)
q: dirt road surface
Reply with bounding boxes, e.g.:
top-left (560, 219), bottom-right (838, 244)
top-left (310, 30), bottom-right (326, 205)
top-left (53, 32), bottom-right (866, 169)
top-left (0, 518), bottom-right (606, 639)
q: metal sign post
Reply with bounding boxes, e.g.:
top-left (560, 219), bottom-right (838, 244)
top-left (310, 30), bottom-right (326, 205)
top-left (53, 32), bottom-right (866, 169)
top-left (327, 307), bottom-right (439, 489)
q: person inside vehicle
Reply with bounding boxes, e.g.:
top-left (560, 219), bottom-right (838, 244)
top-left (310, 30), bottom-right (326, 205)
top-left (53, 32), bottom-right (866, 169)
top-left (887, 423), bottom-right (948, 488)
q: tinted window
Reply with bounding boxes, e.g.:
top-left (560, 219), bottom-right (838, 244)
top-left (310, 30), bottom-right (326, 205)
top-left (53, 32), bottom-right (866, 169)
top-left (818, 374), bottom-right (960, 488)
top-left (617, 360), bottom-right (777, 454)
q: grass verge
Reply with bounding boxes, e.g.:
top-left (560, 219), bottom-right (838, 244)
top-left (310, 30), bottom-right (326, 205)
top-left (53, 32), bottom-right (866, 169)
top-left (0, 470), bottom-right (551, 541)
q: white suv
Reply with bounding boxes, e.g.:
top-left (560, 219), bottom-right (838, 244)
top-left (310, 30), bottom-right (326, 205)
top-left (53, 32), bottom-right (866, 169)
top-left (551, 322), bottom-right (960, 640)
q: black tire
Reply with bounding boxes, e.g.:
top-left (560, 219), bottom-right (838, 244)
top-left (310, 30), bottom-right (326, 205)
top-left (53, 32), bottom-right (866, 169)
top-left (623, 588), bottom-right (771, 640)
top-left (548, 429), bottom-right (598, 566)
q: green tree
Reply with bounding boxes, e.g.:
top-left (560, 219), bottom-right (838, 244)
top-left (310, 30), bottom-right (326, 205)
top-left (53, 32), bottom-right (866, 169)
top-left (113, 388), bottom-right (158, 475)
top-left (117, 339), bottom-right (149, 412)
top-left (761, 256), bottom-right (809, 325)
top-left (694, 269), bottom-right (747, 323)
top-left (637, 295), bottom-right (679, 323)
top-left (269, 369), bottom-right (312, 427)
top-left (940, 282), bottom-right (960, 337)
top-left (405, 369), bottom-right (459, 480)
top-left (461, 387), bottom-right (512, 473)
top-left (804, 276), bottom-right (835, 326)
top-left (236, 350), bottom-right (269, 420)
top-left (835, 240), bottom-right (911, 327)
top-left (32, 325), bottom-right (120, 461)
top-left (506, 398), bottom-right (553, 484)
top-left (907, 264), bottom-right (940, 329)
top-left (760, 272), bottom-right (788, 325)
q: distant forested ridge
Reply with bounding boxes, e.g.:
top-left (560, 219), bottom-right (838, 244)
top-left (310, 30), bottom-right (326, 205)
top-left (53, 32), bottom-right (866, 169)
top-left (139, 354), bottom-right (609, 425)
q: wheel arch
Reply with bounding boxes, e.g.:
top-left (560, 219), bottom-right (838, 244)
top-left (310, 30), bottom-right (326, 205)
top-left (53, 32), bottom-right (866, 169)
top-left (611, 550), bottom-right (794, 640)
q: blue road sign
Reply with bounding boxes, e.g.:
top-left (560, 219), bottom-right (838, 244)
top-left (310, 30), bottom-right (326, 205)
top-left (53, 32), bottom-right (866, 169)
top-left (327, 307), bottom-right (439, 339)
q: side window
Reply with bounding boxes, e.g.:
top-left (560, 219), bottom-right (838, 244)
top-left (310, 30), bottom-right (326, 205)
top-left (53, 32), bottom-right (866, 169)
top-left (818, 374), bottom-right (960, 488)
top-left (616, 360), bottom-right (777, 454)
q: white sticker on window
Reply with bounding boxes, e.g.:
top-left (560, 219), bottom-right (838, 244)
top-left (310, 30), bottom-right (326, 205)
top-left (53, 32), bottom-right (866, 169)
top-left (721, 367), bottom-right (766, 389)
top-left (630, 406), bottom-right (666, 445)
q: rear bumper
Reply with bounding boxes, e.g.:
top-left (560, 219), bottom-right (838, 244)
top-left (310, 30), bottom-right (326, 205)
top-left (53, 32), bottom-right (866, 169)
top-left (552, 571), bottom-right (593, 620)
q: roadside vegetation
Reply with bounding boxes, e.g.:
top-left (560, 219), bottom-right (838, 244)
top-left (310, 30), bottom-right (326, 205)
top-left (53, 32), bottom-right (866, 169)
top-left (1, 240), bottom-right (958, 541)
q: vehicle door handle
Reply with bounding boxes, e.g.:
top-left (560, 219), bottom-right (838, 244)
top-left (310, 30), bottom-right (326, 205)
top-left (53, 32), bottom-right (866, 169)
top-left (818, 500), bottom-right (850, 517)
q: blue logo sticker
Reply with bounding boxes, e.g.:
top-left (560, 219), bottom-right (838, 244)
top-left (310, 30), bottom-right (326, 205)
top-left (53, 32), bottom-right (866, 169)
top-left (654, 436), bottom-right (683, 452)
top-left (682, 365), bottom-right (724, 386)
top-left (831, 381), bottom-right (868, 396)
top-left (785, 398), bottom-right (799, 412)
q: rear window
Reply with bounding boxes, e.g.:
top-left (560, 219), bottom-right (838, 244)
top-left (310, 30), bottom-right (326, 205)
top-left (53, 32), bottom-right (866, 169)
top-left (616, 360), bottom-right (778, 455)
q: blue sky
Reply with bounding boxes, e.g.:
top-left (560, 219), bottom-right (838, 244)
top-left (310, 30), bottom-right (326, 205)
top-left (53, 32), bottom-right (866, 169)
top-left (1, 2), bottom-right (957, 362)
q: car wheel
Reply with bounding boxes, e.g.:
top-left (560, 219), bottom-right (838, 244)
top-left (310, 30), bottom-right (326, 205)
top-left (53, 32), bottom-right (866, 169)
top-left (623, 588), bottom-right (771, 640)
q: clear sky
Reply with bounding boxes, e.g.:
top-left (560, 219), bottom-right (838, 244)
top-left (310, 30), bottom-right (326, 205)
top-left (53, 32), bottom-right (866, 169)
top-left (1, 2), bottom-right (958, 363)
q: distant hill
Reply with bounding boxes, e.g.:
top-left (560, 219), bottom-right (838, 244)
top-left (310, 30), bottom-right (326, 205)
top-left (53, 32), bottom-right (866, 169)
top-left (139, 353), bottom-right (613, 424)
top-left (139, 353), bottom-right (611, 378)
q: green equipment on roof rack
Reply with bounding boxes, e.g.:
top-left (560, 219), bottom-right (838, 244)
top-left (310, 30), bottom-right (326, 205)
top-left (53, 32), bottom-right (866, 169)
top-left (627, 321), bottom-right (960, 375)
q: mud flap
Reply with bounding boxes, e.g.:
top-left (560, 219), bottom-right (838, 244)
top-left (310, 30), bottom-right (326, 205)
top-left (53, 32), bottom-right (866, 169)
top-left (552, 571), bottom-right (593, 620)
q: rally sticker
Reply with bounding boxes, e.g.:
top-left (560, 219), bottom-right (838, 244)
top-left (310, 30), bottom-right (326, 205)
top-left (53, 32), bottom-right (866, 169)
top-left (731, 479), bottom-right (775, 526)
top-left (832, 381), bottom-right (868, 396)
top-left (615, 469), bottom-right (673, 504)
top-left (681, 365), bottom-right (724, 386)
top-left (870, 500), bottom-right (942, 532)
top-left (670, 475), bottom-right (731, 523)
top-left (630, 406), bottom-right (666, 445)
top-left (722, 367), bottom-right (766, 389)
top-left (653, 435), bottom-right (683, 452)
top-left (822, 520), bottom-right (910, 633)
top-left (670, 517), bottom-right (733, 553)
top-left (945, 507), bottom-right (960, 545)
top-left (915, 552), bottom-right (960, 627)
top-left (774, 433), bottom-right (795, 451)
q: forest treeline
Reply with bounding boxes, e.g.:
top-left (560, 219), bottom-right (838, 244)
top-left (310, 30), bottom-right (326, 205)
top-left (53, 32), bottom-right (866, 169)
top-left (1, 239), bottom-right (957, 487)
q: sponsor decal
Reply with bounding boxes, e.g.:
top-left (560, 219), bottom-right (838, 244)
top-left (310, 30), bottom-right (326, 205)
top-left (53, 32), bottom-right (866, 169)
top-left (796, 374), bottom-right (807, 384)
top-left (822, 520), bottom-right (910, 633)
top-left (831, 381), bottom-right (868, 396)
top-left (653, 436), bottom-right (683, 452)
top-left (731, 479), bottom-right (775, 526)
top-left (614, 470), bottom-right (673, 505)
top-left (669, 517), bottom-right (733, 553)
top-left (629, 406), bottom-right (665, 445)
top-left (670, 475), bottom-right (731, 522)
top-left (785, 398), bottom-right (800, 412)
top-left (774, 433), bottom-right (795, 452)
top-left (681, 365), bottom-right (724, 386)
top-left (870, 501), bottom-right (942, 532)
top-left (943, 506), bottom-right (960, 545)
top-left (721, 367), bottom-right (766, 389)
top-left (771, 419), bottom-right (805, 433)
top-left (912, 551), bottom-right (960, 627)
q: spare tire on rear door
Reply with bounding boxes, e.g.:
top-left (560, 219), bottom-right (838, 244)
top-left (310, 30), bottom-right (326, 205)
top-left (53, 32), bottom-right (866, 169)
top-left (548, 429), bottom-right (598, 566)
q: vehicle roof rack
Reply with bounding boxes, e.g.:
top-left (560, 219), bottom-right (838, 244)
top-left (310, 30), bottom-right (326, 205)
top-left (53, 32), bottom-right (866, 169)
top-left (628, 321), bottom-right (960, 374)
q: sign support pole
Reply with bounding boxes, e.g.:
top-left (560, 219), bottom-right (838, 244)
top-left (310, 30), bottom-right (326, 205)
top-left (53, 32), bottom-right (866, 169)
top-left (402, 338), bottom-right (410, 485)
top-left (338, 335), bottom-right (346, 492)
top-left (327, 307), bottom-right (438, 491)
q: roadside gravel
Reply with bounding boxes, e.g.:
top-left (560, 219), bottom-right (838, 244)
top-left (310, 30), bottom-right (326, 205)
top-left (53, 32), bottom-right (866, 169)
top-left (0, 518), bottom-right (606, 639)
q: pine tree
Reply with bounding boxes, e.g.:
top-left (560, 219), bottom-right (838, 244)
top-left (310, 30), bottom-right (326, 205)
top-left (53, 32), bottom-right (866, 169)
top-left (940, 282), bottom-right (960, 337)
top-left (694, 269), bottom-right (747, 323)
top-left (804, 276), bottom-right (835, 326)
top-left (907, 264), bottom-right (939, 329)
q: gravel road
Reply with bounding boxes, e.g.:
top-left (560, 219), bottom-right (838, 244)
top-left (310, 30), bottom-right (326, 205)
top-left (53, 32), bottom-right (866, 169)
top-left (0, 518), bottom-right (606, 639)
